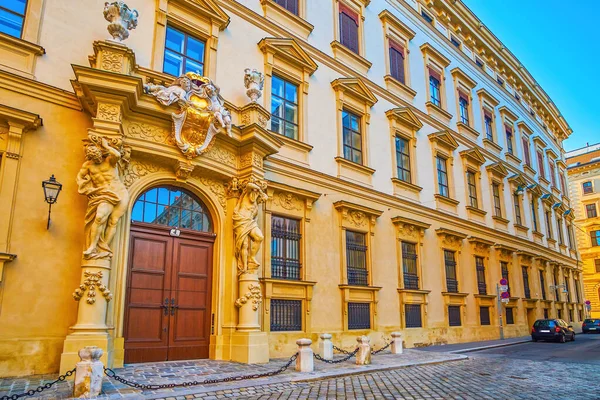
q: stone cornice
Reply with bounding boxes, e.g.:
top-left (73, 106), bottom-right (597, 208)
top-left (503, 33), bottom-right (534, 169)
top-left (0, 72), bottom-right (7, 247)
top-left (0, 70), bottom-right (81, 110)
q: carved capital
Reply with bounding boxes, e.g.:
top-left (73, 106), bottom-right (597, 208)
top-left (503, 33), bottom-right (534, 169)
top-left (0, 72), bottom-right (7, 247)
top-left (174, 160), bottom-right (194, 181)
top-left (436, 228), bottom-right (467, 250)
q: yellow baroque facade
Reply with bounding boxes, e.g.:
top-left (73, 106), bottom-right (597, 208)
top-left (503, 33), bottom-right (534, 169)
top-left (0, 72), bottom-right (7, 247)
top-left (0, 0), bottom-right (583, 377)
top-left (566, 144), bottom-right (600, 318)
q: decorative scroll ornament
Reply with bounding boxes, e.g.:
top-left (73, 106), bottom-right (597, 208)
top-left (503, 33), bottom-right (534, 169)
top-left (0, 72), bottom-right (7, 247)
top-left (234, 284), bottom-right (263, 311)
top-left (73, 271), bottom-right (113, 304)
top-left (145, 72), bottom-right (233, 159)
top-left (244, 68), bottom-right (265, 103)
top-left (103, 1), bottom-right (138, 42)
top-left (77, 135), bottom-right (130, 260)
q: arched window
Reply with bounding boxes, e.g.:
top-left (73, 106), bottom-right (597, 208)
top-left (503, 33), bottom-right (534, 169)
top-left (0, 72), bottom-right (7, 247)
top-left (132, 186), bottom-right (212, 232)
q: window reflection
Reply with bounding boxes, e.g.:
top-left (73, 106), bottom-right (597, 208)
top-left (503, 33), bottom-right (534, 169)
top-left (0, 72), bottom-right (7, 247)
top-left (131, 186), bottom-right (212, 232)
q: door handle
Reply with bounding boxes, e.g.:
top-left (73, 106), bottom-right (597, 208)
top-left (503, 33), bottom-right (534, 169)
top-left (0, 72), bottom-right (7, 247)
top-left (160, 298), bottom-right (169, 316)
top-left (170, 298), bottom-right (179, 316)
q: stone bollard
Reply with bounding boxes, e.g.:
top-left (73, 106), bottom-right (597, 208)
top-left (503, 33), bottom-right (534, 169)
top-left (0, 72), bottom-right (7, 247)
top-left (355, 336), bottom-right (371, 365)
top-left (73, 346), bottom-right (104, 398)
top-left (319, 333), bottom-right (333, 360)
top-left (391, 332), bottom-right (403, 354)
top-left (295, 338), bottom-right (314, 372)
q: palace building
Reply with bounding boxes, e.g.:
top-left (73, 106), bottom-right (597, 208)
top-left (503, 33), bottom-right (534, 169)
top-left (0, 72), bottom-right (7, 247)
top-left (0, 0), bottom-right (583, 377)
top-left (566, 144), bottom-right (600, 318)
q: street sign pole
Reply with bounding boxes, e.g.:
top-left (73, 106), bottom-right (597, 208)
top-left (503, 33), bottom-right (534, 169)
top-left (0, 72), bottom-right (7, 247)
top-left (497, 283), bottom-right (504, 340)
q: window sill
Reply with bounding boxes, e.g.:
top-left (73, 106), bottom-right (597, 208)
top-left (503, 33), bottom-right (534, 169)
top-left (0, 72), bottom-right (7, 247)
top-left (330, 41), bottom-right (372, 75)
top-left (492, 215), bottom-right (510, 230)
top-left (474, 294), bottom-right (497, 299)
top-left (466, 205), bottom-right (487, 217)
top-left (441, 292), bottom-right (469, 306)
top-left (391, 178), bottom-right (422, 197)
top-left (434, 194), bottom-right (459, 206)
top-left (532, 230), bottom-right (544, 244)
top-left (435, 194), bottom-right (459, 214)
top-left (539, 177), bottom-right (550, 187)
top-left (482, 138), bottom-right (503, 154)
top-left (551, 186), bottom-right (562, 198)
top-left (425, 101), bottom-right (453, 125)
top-left (335, 156), bottom-right (375, 186)
top-left (260, 278), bottom-right (317, 287)
top-left (514, 223), bottom-right (529, 237)
top-left (383, 75), bottom-right (417, 102)
top-left (260, 0), bottom-right (314, 39)
top-left (269, 131), bottom-right (313, 166)
top-left (397, 288), bottom-right (431, 295)
top-left (456, 121), bottom-right (479, 139)
top-left (547, 237), bottom-right (557, 245)
top-left (523, 164), bottom-right (536, 177)
top-left (505, 152), bottom-right (522, 166)
top-left (0, 32), bottom-right (45, 78)
top-left (559, 243), bottom-right (568, 253)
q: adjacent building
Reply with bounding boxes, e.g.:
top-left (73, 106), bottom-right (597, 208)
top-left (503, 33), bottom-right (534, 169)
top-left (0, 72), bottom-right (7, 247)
top-left (566, 144), bottom-right (600, 318)
top-left (0, 0), bottom-right (582, 377)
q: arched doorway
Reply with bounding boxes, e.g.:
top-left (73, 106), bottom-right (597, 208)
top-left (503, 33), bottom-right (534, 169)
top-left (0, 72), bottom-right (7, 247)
top-left (123, 186), bottom-right (215, 363)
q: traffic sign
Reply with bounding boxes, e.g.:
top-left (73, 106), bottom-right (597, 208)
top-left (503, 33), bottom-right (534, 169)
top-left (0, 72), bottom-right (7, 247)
top-left (500, 292), bottom-right (510, 299)
top-left (499, 278), bottom-right (508, 286)
top-left (586, 300), bottom-right (591, 305)
top-left (585, 304), bottom-right (592, 311)
top-left (501, 298), bottom-right (510, 303)
top-left (499, 285), bottom-right (508, 292)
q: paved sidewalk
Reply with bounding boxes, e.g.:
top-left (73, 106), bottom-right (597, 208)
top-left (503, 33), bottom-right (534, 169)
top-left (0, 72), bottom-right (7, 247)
top-left (0, 349), bottom-right (465, 399)
top-left (415, 336), bottom-right (531, 354)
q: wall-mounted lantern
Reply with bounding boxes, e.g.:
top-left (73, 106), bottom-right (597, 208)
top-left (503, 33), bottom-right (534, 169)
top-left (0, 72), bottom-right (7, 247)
top-left (42, 175), bottom-right (62, 229)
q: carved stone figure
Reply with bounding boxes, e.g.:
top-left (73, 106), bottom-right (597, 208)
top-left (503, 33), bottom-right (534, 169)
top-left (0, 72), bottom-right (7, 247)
top-left (232, 178), bottom-right (268, 275)
top-left (103, 1), bottom-right (138, 41)
top-left (244, 68), bottom-right (265, 103)
top-left (145, 72), bottom-right (233, 159)
top-left (77, 136), bottom-right (130, 260)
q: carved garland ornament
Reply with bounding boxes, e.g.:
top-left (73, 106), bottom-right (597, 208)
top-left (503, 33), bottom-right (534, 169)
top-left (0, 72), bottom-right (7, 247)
top-left (73, 271), bottom-right (113, 304)
top-left (344, 210), bottom-right (368, 228)
top-left (122, 159), bottom-right (167, 188)
top-left (127, 122), bottom-right (175, 145)
top-left (97, 104), bottom-right (121, 122)
top-left (100, 52), bottom-right (123, 73)
top-left (234, 284), bottom-right (263, 311)
top-left (273, 192), bottom-right (303, 211)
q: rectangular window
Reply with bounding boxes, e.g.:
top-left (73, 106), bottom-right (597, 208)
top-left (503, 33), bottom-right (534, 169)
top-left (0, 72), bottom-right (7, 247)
top-left (549, 162), bottom-right (557, 187)
top-left (505, 126), bottom-right (514, 154)
top-left (0, 0), bottom-right (26, 38)
top-left (475, 256), bottom-right (487, 295)
top-left (557, 309), bottom-right (562, 320)
top-left (402, 242), bottom-right (419, 289)
top-left (339, 4), bottom-right (359, 54)
top-left (591, 230), bottom-right (600, 247)
top-left (545, 211), bottom-right (553, 239)
top-left (560, 174), bottom-right (567, 194)
top-left (586, 204), bottom-right (598, 218)
top-left (501, 262), bottom-right (510, 294)
top-left (522, 137), bottom-right (531, 166)
top-left (568, 224), bottom-right (575, 249)
top-left (450, 35), bottom-right (461, 48)
top-left (484, 111), bottom-right (494, 141)
top-left (567, 279), bottom-right (572, 302)
top-left (537, 150), bottom-right (546, 179)
top-left (466, 170), bottom-right (478, 208)
top-left (346, 230), bottom-right (368, 286)
top-left (497, 76), bottom-right (505, 86)
top-left (458, 92), bottom-right (470, 125)
top-left (395, 136), bottom-right (411, 183)
top-left (273, 0), bottom-right (298, 15)
top-left (270, 299), bottom-right (302, 331)
top-left (342, 110), bottom-right (362, 164)
top-left (557, 218), bottom-right (564, 245)
top-left (553, 269), bottom-right (560, 300)
top-left (436, 156), bottom-right (449, 197)
top-left (444, 250), bottom-right (458, 293)
top-left (540, 270), bottom-right (546, 300)
top-left (583, 181), bottom-right (593, 194)
top-left (448, 305), bottom-right (461, 327)
top-left (271, 75), bottom-right (299, 140)
top-left (404, 304), bottom-right (422, 328)
top-left (421, 9), bottom-right (433, 24)
top-left (429, 72), bottom-right (442, 107)
top-left (522, 267), bottom-right (530, 299)
top-left (479, 306), bottom-right (491, 326)
top-left (348, 302), bottom-right (370, 330)
top-left (271, 216), bottom-right (301, 280)
top-left (492, 183), bottom-right (502, 217)
top-left (506, 308), bottom-right (514, 325)
top-left (475, 57), bottom-right (484, 69)
top-left (389, 41), bottom-right (406, 84)
top-left (514, 194), bottom-right (522, 225)
top-left (575, 280), bottom-right (581, 303)
top-left (531, 199), bottom-right (538, 232)
top-left (596, 259), bottom-right (600, 273)
top-left (569, 309), bottom-right (573, 322)
top-left (544, 309), bottom-right (549, 319)
top-left (163, 26), bottom-right (206, 77)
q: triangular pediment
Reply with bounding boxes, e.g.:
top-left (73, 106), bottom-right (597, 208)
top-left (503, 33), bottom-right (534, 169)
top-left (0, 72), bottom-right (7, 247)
top-left (459, 147), bottom-right (486, 165)
top-left (258, 38), bottom-right (318, 75)
top-left (331, 78), bottom-right (378, 107)
top-left (428, 130), bottom-right (458, 150)
top-left (485, 161), bottom-right (509, 178)
top-left (185, 0), bottom-right (230, 30)
top-left (507, 173), bottom-right (527, 187)
top-left (385, 107), bottom-right (423, 130)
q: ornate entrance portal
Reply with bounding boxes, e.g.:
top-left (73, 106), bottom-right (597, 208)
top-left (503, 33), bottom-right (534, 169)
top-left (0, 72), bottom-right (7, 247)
top-left (124, 186), bottom-right (215, 363)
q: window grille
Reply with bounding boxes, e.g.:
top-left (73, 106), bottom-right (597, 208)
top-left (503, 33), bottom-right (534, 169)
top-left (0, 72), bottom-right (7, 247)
top-left (405, 304), bottom-right (422, 328)
top-left (522, 267), bottom-right (531, 299)
top-left (273, 0), bottom-right (298, 15)
top-left (506, 308), bottom-right (514, 325)
top-left (448, 306), bottom-right (461, 326)
top-left (501, 262), bottom-right (510, 294)
top-left (348, 302), bottom-right (370, 330)
top-left (346, 231), bottom-right (368, 286)
top-left (270, 299), bottom-right (302, 331)
top-left (402, 242), bottom-right (419, 289)
top-left (540, 271), bottom-right (546, 300)
top-left (271, 216), bottom-right (301, 280)
top-left (480, 306), bottom-right (490, 326)
top-left (444, 250), bottom-right (458, 293)
top-left (475, 256), bottom-right (487, 295)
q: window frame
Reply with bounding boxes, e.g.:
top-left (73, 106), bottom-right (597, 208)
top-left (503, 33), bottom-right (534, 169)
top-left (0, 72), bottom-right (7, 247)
top-left (345, 229), bottom-right (368, 286)
top-left (404, 304), bottom-right (423, 328)
top-left (586, 203), bottom-right (598, 219)
top-left (437, 155), bottom-right (450, 198)
top-left (270, 299), bottom-right (303, 331)
top-left (475, 256), bottom-right (487, 295)
top-left (479, 306), bottom-right (491, 326)
top-left (270, 74), bottom-right (300, 141)
top-left (395, 135), bottom-right (411, 184)
top-left (583, 181), bottom-right (594, 195)
top-left (270, 214), bottom-right (302, 280)
top-left (0, 0), bottom-right (27, 39)
top-left (401, 241), bottom-right (419, 290)
top-left (466, 169), bottom-right (479, 209)
top-left (161, 24), bottom-right (208, 77)
top-left (448, 305), bottom-right (462, 327)
top-left (342, 109), bottom-right (364, 165)
top-left (444, 249), bottom-right (459, 293)
top-left (492, 181), bottom-right (503, 218)
top-left (591, 230), bottom-right (600, 247)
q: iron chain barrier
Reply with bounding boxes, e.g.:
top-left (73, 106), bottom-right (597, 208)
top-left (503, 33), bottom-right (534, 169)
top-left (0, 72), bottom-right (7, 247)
top-left (0, 368), bottom-right (75, 400)
top-left (332, 344), bottom-right (352, 355)
top-left (314, 347), bottom-right (359, 363)
top-left (103, 352), bottom-right (298, 391)
top-left (371, 341), bottom-right (392, 355)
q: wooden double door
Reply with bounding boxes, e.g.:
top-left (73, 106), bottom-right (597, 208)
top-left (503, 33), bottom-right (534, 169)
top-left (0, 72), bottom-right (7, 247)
top-left (124, 223), bottom-right (215, 363)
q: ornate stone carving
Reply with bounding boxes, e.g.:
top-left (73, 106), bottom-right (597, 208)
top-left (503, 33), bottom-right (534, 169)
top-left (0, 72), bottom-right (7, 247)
top-left (240, 153), bottom-right (263, 169)
top-left (145, 73), bottom-right (232, 159)
top-left (344, 210), bottom-right (368, 228)
top-left (127, 122), bottom-right (175, 145)
top-left (73, 271), bottom-right (112, 304)
top-left (233, 178), bottom-right (268, 275)
top-left (77, 135), bottom-right (130, 260)
top-left (273, 192), bottom-right (303, 211)
top-left (100, 52), bottom-right (123, 73)
top-left (234, 283), bottom-right (262, 311)
top-left (97, 104), bottom-right (121, 122)
top-left (244, 68), bottom-right (265, 103)
top-left (174, 160), bottom-right (194, 181)
top-left (398, 223), bottom-right (419, 239)
top-left (103, 1), bottom-right (138, 41)
top-left (122, 159), bottom-right (167, 188)
top-left (203, 144), bottom-right (236, 167)
top-left (199, 177), bottom-right (227, 211)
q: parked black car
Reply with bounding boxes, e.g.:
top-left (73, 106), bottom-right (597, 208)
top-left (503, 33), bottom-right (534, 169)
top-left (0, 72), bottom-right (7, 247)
top-left (582, 319), bottom-right (600, 334)
top-left (531, 319), bottom-right (575, 343)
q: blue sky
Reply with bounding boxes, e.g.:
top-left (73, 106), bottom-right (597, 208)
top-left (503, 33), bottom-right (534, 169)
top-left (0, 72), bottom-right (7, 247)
top-left (462, 0), bottom-right (599, 151)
